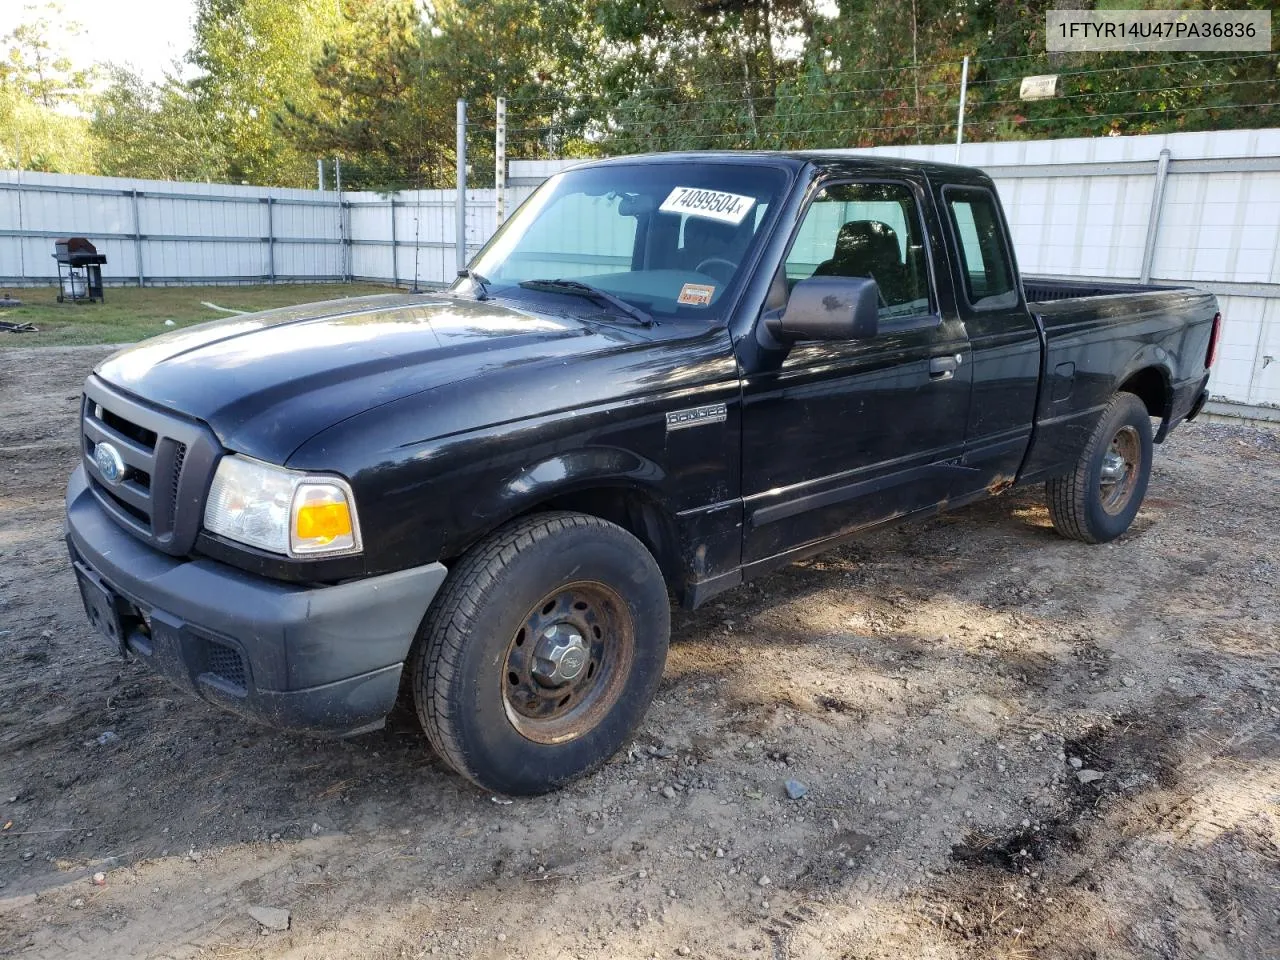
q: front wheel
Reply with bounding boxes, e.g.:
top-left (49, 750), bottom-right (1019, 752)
top-left (1045, 391), bottom-right (1154, 544)
top-left (409, 511), bottom-right (670, 795)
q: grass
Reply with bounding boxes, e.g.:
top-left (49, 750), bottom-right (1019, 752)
top-left (0, 282), bottom-right (399, 347)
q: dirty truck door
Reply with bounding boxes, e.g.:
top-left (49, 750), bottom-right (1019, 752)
top-left (739, 179), bottom-right (972, 566)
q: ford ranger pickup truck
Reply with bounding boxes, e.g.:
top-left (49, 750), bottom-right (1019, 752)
top-left (65, 152), bottom-right (1220, 794)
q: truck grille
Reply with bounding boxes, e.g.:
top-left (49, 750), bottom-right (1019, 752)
top-left (81, 377), bottom-right (220, 556)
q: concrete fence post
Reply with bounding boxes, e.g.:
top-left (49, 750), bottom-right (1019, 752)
top-left (496, 96), bottom-right (507, 226)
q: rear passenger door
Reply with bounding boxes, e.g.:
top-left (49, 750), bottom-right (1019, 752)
top-left (739, 179), bottom-right (972, 566)
top-left (938, 185), bottom-right (1041, 492)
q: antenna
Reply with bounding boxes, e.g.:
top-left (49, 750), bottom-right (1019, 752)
top-left (410, 171), bottom-right (423, 294)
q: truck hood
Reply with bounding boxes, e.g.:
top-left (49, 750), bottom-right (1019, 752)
top-left (94, 293), bottom-right (644, 462)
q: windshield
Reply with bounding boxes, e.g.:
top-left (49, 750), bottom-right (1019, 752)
top-left (459, 162), bottom-right (791, 322)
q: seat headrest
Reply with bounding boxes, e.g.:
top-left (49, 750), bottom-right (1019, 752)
top-left (683, 217), bottom-right (739, 250)
top-left (832, 220), bottom-right (900, 267)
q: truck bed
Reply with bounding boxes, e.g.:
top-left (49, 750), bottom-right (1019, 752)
top-left (1023, 276), bottom-right (1184, 304)
top-left (1014, 278), bottom-right (1218, 485)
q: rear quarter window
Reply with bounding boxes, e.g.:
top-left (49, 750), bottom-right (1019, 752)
top-left (943, 186), bottom-right (1018, 311)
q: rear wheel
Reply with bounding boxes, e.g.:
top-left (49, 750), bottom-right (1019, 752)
top-left (410, 511), bottom-right (670, 794)
top-left (1046, 391), bottom-right (1153, 543)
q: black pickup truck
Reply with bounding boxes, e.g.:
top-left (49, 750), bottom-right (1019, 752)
top-left (66, 153), bottom-right (1220, 793)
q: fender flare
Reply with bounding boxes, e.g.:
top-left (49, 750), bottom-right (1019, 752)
top-left (1116, 347), bottom-right (1175, 422)
top-left (446, 446), bottom-right (675, 563)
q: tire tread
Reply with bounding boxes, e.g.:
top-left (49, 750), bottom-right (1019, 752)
top-left (1045, 391), bottom-right (1148, 544)
top-left (410, 511), bottom-right (628, 788)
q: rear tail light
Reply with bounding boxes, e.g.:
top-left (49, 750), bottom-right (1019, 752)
top-left (1205, 312), bottom-right (1221, 368)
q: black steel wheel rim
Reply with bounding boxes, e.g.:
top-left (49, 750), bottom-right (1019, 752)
top-left (501, 580), bottom-right (635, 744)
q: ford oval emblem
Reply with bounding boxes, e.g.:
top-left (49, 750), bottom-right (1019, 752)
top-left (93, 441), bottom-right (126, 486)
top-left (558, 647), bottom-right (586, 677)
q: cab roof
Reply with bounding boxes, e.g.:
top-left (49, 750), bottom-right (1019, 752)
top-left (568, 150), bottom-right (993, 187)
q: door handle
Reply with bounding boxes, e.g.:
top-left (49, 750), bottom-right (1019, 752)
top-left (929, 353), bottom-right (963, 380)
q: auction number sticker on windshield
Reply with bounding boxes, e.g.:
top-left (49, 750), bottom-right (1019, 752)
top-left (660, 187), bottom-right (756, 225)
top-left (678, 283), bottom-right (716, 306)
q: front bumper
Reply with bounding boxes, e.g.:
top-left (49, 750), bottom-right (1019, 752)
top-left (65, 465), bottom-right (447, 735)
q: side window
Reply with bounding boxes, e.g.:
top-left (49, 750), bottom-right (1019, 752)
top-left (944, 187), bottom-right (1017, 309)
top-left (784, 182), bottom-right (931, 318)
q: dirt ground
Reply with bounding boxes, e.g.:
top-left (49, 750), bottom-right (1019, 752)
top-left (1, 345), bottom-right (1277, 960)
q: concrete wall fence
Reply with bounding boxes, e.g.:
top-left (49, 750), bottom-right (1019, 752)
top-left (2, 127), bottom-right (1277, 417)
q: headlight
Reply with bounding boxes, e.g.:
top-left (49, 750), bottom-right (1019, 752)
top-left (203, 455), bottom-right (362, 558)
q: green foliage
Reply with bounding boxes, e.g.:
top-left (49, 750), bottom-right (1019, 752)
top-left (91, 67), bottom-right (230, 181)
top-left (279, 0), bottom-right (447, 189)
top-left (0, 79), bottom-right (97, 172)
top-left (0, 0), bottom-right (1276, 185)
top-left (1, 2), bottom-right (95, 109)
top-left (590, 0), bottom-right (810, 153)
top-left (0, 2), bottom-right (98, 172)
top-left (564, 0), bottom-right (1279, 156)
top-left (282, 0), bottom-right (603, 189)
top-left (186, 0), bottom-right (343, 185)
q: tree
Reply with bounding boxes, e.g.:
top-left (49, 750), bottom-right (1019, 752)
top-left (284, 0), bottom-right (602, 189)
top-left (7, 0), bottom-right (1277, 184)
top-left (1, 2), bottom-right (94, 109)
top-left (586, 0), bottom-right (1279, 154)
top-left (426, 0), bottom-right (603, 172)
top-left (186, 0), bottom-right (344, 185)
top-left (280, 0), bottom-right (449, 189)
top-left (0, 3), bottom-right (97, 172)
top-left (0, 81), bottom-right (97, 172)
top-left (590, 0), bottom-right (814, 154)
top-left (91, 67), bottom-right (230, 181)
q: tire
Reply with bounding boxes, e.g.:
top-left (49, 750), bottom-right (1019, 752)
top-left (410, 511), bottom-right (670, 795)
top-left (1045, 391), bottom-right (1154, 544)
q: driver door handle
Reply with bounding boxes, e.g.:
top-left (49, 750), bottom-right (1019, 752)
top-left (929, 353), bottom-right (963, 380)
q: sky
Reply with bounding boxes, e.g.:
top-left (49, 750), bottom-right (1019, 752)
top-left (1, 0), bottom-right (196, 84)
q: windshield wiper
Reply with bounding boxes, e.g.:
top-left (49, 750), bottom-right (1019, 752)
top-left (518, 278), bottom-right (654, 327)
top-left (457, 268), bottom-right (492, 301)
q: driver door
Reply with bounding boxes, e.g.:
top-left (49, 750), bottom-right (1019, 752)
top-left (739, 179), bottom-right (972, 566)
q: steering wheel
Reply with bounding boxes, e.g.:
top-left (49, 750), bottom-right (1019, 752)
top-left (694, 257), bottom-right (738, 284)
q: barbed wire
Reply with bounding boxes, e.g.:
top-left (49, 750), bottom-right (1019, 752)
top-left (503, 94), bottom-right (954, 136)
top-left (499, 50), bottom-right (1277, 110)
top-left (503, 61), bottom-right (958, 105)
top-left (352, 50), bottom-right (1280, 185)
top-left (969, 99), bottom-right (1280, 130)
top-left (500, 78), bottom-right (963, 116)
top-left (508, 72), bottom-right (1276, 135)
top-left (489, 47), bottom-right (1278, 161)
top-left (963, 76), bottom-right (1278, 112)
top-left (965, 49), bottom-right (1278, 87)
top-left (500, 97), bottom-right (1279, 157)
top-left (503, 89), bottom-right (1278, 145)
top-left (503, 51), bottom-right (1060, 108)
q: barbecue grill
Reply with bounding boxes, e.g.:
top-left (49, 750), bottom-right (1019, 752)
top-left (53, 237), bottom-right (107, 303)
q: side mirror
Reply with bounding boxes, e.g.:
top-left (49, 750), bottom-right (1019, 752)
top-left (765, 275), bottom-right (880, 342)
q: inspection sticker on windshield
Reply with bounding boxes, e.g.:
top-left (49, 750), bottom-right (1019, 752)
top-left (678, 283), bottom-right (716, 306)
top-left (660, 187), bottom-right (756, 225)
